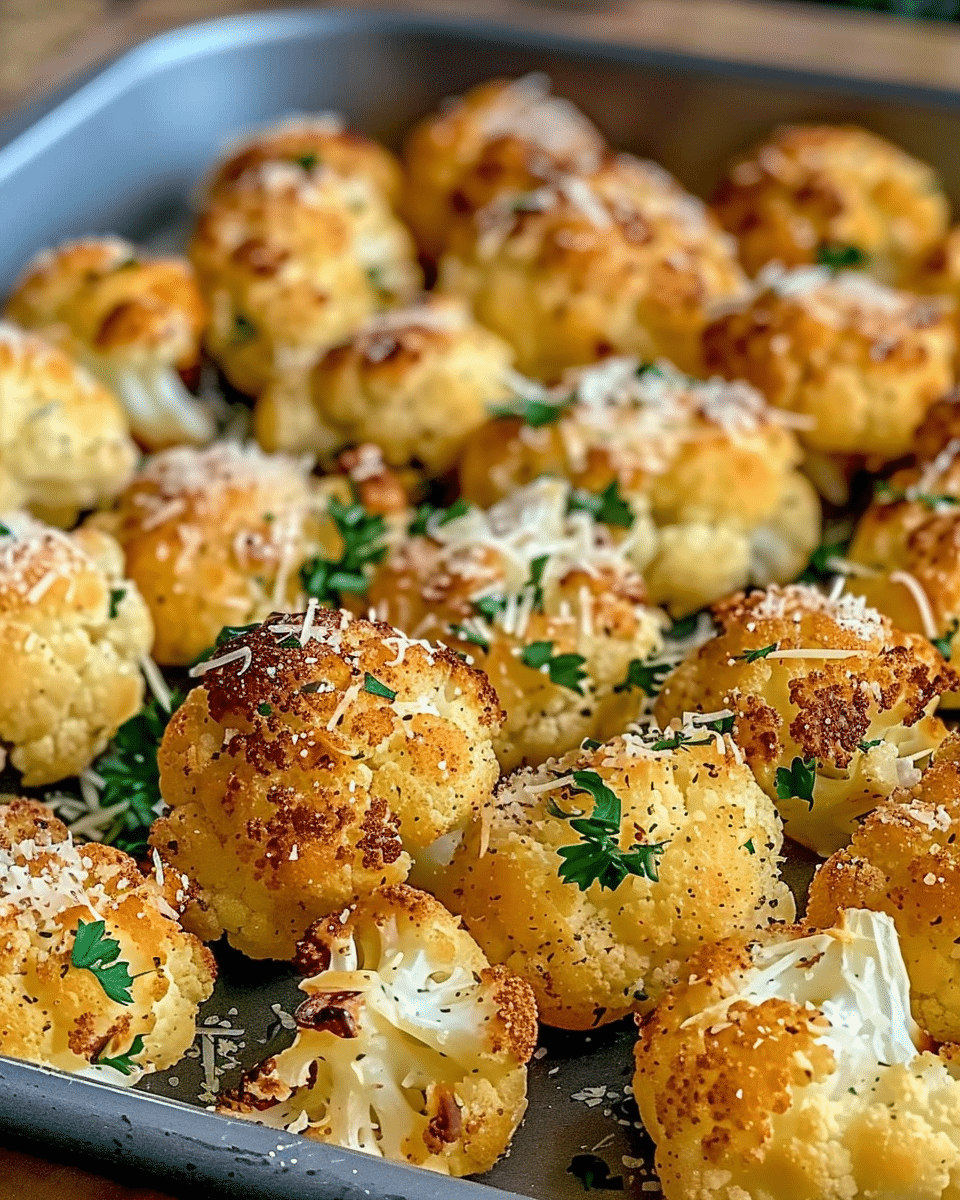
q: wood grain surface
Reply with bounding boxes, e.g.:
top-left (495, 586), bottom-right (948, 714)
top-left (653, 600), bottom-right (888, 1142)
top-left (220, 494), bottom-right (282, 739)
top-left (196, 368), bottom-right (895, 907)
top-left (1, 0), bottom-right (959, 1197)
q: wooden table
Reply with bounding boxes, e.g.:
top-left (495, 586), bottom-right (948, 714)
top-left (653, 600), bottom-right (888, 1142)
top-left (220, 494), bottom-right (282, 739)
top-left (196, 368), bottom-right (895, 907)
top-left (3, 0), bottom-right (960, 1196)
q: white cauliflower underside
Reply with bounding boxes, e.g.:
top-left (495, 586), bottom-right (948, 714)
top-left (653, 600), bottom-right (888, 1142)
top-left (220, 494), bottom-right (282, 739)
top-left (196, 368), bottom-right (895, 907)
top-left (107, 364), bottom-right (215, 448)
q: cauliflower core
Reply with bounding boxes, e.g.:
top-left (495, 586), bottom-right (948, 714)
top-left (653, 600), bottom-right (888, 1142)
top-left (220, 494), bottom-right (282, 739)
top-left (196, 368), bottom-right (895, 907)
top-left (367, 477), bottom-right (664, 771)
top-left (0, 321), bottom-right (136, 527)
top-left (189, 161), bottom-right (422, 397)
top-left (634, 908), bottom-right (960, 1200)
top-left (256, 296), bottom-right (514, 473)
top-left (712, 123), bottom-right (949, 283)
top-left (0, 799), bottom-right (215, 1082)
top-left (655, 584), bottom-right (954, 855)
top-left (438, 153), bottom-right (746, 379)
top-left (808, 732), bottom-right (960, 1045)
top-left (703, 264), bottom-right (955, 471)
top-left (0, 512), bottom-right (153, 785)
top-left (151, 610), bottom-right (503, 959)
top-left (5, 237), bottom-right (212, 451)
top-left (436, 727), bottom-right (793, 1029)
top-left (220, 884), bottom-right (537, 1176)
top-left (402, 73), bottom-right (607, 261)
top-left (458, 357), bottom-right (821, 615)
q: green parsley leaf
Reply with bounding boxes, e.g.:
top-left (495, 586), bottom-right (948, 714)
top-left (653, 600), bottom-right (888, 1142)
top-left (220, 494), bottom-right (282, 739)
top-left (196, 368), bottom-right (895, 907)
top-left (510, 191), bottom-right (547, 213)
top-left (799, 540), bottom-right (849, 584)
top-left (816, 243), bottom-right (869, 269)
top-left (520, 640), bottom-right (553, 669)
top-left (0, 522), bottom-right (12, 537)
top-left (71, 919), bottom-right (135, 1005)
top-left (520, 641), bottom-right (588, 693)
top-left (567, 1154), bottom-right (624, 1192)
top-left (933, 618), bottom-right (960, 660)
top-left (665, 613), bottom-right (700, 640)
top-left (230, 314), bottom-right (257, 345)
top-left (490, 391), bottom-right (574, 428)
top-left (448, 623), bottom-right (490, 652)
top-left (408, 498), bottom-right (470, 537)
top-left (874, 479), bottom-right (960, 510)
top-left (363, 673), bottom-right (396, 701)
top-left (108, 588), bottom-right (126, 619)
top-left (94, 1034), bottom-right (145, 1076)
top-left (187, 622), bottom-right (263, 671)
top-left (567, 480), bottom-right (635, 529)
top-left (649, 728), bottom-right (712, 752)
top-left (737, 642), bottom-right (779, 663)
top-left (774, 756), bottom-right (818, 810)
top-left (258, 702), bottom-right (272, 716)
top-left (614, 657), bottom-right (670, 696)
top-left (300, 497), bottom-right (387, 606)
top-left (580, 737), bottom-right (602, 751)
top-left (473, 555), bottom-right (549, 624)
top-left (703, 713), bottom-right (735, 734)
top-left (294, 152), bottom-right (319, 170)
top-left (743, 838), bottom-right (756, 855)
top-left (858, 738), bottom-right (883, 752)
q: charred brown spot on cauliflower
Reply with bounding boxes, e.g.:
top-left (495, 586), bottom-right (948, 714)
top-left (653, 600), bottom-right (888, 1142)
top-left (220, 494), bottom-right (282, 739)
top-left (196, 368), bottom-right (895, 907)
top-left (5, 237), bottom-right (212, 451)
top-left (655, 583), bottom-right (955, 854)
top-left (0, 512), bottom-right (153, 785)
top-left (151, 610), bottom-right (503, 959)
top-left (219, 884), bottom-right (536, 1176)
top-left (0, 798), bottom-right (215, 1080)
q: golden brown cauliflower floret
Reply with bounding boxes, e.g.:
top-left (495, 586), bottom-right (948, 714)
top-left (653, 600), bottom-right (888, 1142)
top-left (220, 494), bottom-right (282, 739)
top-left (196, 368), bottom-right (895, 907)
top-left (438, 153), bottom-right (746, 379)
top-left (189, 161), bottom-right (422, 397)
top-left (634, 908), bottom-right (960, 1200)
top-left (202, 113), bottom-right (403, 209)
top-left (0, 512), bottom-right (153, 786)
top-left (91, 440), bottom-right (365, 667)
top-left (436, 725), bottom-right (793, 1030)
top-left (703, 264), bottom-right (956, 480)
top-left (0, 322), bottom-right (136, 527)
top-left (459, 358), bottom-right (821, 615)
top-left (0, 798), bottom-right (215, 1081)
top-left (654, 583), bottom-right (954, 855)
top-left (712, 124), bottom-right (949, 283)
top-left (255, 295), bottom-right (514, 470)
top-left (151, 609), bottom-right (503, 960)
top-left (220, 884), bottom-right (536, 1176)
top-left (5, 237), bottom-right (212, 451)
top-left (367, 477), bottom-right (664, 771)
top-left (808, 732), bottom-right (960, 1045)
top-left (402, 73), bottom-right (607, 261)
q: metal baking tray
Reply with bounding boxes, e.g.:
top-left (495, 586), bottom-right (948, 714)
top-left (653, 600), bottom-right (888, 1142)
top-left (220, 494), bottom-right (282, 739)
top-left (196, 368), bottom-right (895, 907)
top-left (1, 7), bottom-right (960, 1197)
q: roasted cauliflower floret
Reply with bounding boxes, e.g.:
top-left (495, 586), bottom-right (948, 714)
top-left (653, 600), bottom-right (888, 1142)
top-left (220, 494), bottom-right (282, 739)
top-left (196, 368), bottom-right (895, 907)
top-left (634, 908), bottom-right (960, 1200)
top-left (5, 237), bottom-right (212, 451)
top-left (712, 124), bottom-right (949, 283)
top-left (402, 73), bottom-right (607, 261)
top-left (654, 584), bottom-right (954, 855)
top-left (436, 725), bottom-right (793, 1030)
top-left (438, 153), bottom-right (746, 379)
top-left (703, 264), bottom-right (955, 477)
top-left (808, 732), bottom-right (960, 1045)
top-left (459, 357), bottom-right (821, 615)
top-left (91, 440), bottom-right (361, 666)
top-left (151, 610), bottom-right (503, 959)
top-left (367, 477), bottom-right (664, 771)
top-left (0, 512), bottom-right (153, 786)
top-left (189, 161), bottom-right (422, 397)
top-left (202, 113), bottom-right (403, 209)
top-left (0, 322), bottom-right (136, 527)
top-left (220, 884), bottom-right (536, 1175)
top-left (255, 295), bottom-right (514, 470)
top-left (0, 798), bottom-right (215, 1081)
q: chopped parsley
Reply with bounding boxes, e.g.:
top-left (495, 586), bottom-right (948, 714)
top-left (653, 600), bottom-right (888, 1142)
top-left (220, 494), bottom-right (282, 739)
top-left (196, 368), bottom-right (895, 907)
top-left (665, 613), bottom-right (701, 640)
top-left (71, 919), bottom-right (135, 1006)
top-left (408, 498), bottom-right (470, 537)
top-left (230, 314), bottom-right (257, 345)
top-left (933, 618), bottom-right (960, 660)
top-left (258, 702), bottom-right (272, 716)
top-left (799, 540), bottom-right (849, 584)
top-left (554, 770), bottom-right (667, 892)
top-left (108, 588), bottom-right (126, 619)
top-left (736, 642), bottom-right (779, 663)
top-left (189, 622), bottom-right (262, 670)
top-left (94, 1034), bottom-right (145, 1076)
top-left (300, 496), bottom-right (387, 606)
top-left (775, 756), bottom-right (817, 809)
top-left (743, 838), bottom-right (756, 855)
top-left (0, 522), bottom-right (12, 537)
top-left (520, 641), bottom-right (588, 693)
top-left (510, 191), bottom-right (547, 213)
top-left (363, 673), bottom-right (396, 701)
top-left (649, 728), bottom-right (713, 752)
top-left (858, 738), bottom-right (883, 752)
top-left (473, 555), bottom-right (549, 623)
top-left (490, 391), bottom-right (573, 428)
top-left (816, 243), bottom-right (869, 270)
top-left (580, 737), bottom-right (602, 751)
top-left (567, 1154), bottom-right (624, 1192)
top-left (449, 624), bottom-right (489, 652)
top-left (614, 658), bottom-right (671, 697)
top-left (874, 479), bottom-right (959, 509)
top-left (294, 152), bottom-right (319, 170)
top-left (567, 480), bottom-right (635, 528)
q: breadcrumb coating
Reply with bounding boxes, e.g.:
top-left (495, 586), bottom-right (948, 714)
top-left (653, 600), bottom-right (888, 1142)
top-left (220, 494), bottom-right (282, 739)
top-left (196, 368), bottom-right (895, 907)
top-left (5, 237), bottom-right (212, 451)
top-left (402, 74), bottom-right (607, 261)
top-left (712, 124), bottom-right (949, 283)
top-left (189, 162), bottom-right (422, 397)
top-left (151, 610), bottom-right (503, 959)
top-left (634, 908), bottom-right (960, 1200)
top-left (654, 583), bottom-right (955, 854)
top-left (436, 727), bottom-right (793, 1029)
top-left (438, 153), bottom-right (746, 379)
top-left (220, 884), bottom-right (536, 1175)
top-left (0, 798), bottom-right (215, 1081)
top-left (458, 357), bottom-right (821, 615)
top-left (0, 512), bottom-right (153, 785)
top-left (0, 321), bottom-right (136, 527)
top-left (367, 477), bottom-right (664, 770)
